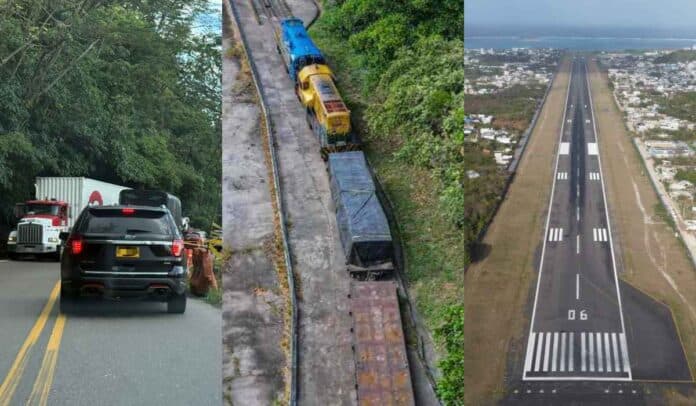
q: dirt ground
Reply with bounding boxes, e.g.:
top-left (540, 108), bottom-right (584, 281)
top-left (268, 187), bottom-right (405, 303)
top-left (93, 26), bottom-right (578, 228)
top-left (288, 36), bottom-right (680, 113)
top-left (588, 60), bottom-right (696, 400)
top-left (464, 58), bottom-right (572, 404)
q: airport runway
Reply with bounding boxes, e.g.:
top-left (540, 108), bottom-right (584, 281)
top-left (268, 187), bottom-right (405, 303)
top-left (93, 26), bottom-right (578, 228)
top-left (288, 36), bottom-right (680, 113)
top-left (523, 58), bottom-right (631, 380)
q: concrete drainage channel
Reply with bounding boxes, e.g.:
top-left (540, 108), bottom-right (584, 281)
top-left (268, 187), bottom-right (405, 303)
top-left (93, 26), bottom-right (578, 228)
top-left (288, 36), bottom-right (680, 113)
top-left (232, 3), bottom-right (301, 403)
top-left (228, 0), bottom-right (439, 404)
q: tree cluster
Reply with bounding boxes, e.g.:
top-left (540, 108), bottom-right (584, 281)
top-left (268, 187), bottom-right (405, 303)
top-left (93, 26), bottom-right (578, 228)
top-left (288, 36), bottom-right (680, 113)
top-left (0, 0), bottom-right (221, 228)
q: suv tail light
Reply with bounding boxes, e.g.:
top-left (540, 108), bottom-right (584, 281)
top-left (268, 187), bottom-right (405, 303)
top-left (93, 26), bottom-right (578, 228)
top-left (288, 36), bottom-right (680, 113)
top-left (122, 208), bottom-right (135, 215)
top-left (171, 239), bottom-right (184, 257)
top-left (68, 235), bottom-right (84, 255)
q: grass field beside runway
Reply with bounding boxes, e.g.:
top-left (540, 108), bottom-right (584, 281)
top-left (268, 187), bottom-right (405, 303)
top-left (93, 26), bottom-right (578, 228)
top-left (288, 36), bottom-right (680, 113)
top-left (588, 60), bottom-right (696, 401)
top-left (463, 58), bottom-right (572, 404)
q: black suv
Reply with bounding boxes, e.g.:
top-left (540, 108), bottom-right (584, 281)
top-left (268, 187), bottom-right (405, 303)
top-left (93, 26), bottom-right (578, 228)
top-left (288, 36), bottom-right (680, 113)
top-left (60, 205), bottom-right (187, 313)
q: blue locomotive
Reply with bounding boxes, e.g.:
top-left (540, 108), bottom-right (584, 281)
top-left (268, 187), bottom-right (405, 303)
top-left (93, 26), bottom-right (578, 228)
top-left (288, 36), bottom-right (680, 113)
top-left (275, 18), bottom-right (325, 82)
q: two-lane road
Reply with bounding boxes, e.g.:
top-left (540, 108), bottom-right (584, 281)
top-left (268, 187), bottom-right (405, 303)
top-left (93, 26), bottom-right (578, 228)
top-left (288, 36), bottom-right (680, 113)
top-left (0, 259), bottom-right (221, 405)
top-left (523, 58), bottom-right (631, 381)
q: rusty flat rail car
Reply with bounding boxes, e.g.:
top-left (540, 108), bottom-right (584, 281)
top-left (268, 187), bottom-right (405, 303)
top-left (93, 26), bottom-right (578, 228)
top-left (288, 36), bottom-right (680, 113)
top-left (350, 281), bottom-right (415, 406)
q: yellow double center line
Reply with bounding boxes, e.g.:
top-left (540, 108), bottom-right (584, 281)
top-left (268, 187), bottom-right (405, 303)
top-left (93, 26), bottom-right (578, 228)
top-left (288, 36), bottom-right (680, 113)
top-left (0, 281), bottom-right (68, 406)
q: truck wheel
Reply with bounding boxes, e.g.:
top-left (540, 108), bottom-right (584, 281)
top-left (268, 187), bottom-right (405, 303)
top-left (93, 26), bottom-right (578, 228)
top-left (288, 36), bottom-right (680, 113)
top-left (8, 253), bottom-right (19, 261)
top-left (167, 294), bottom-right (186, 314)
top-left (51, 250), bottom-right (61, 262)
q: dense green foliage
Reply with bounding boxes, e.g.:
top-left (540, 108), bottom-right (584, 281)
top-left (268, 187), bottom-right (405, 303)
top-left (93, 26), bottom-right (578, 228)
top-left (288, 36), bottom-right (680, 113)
top-left (658, 92), bottom-right (696, 123)
top-left (465, 84), bottom-right (546, 131)
top-left (0, 0), bottom-right (221, 228)
top-left (314, 0), bottom-right (467, 249)
top-left (675, 169), bottom-right (696, 185)
top-left (655, 50), bottom-right (696, 64)
top-left (312, 0), bottom-right (465, 402)
top-left (317, 0), bottom-right (462, 85)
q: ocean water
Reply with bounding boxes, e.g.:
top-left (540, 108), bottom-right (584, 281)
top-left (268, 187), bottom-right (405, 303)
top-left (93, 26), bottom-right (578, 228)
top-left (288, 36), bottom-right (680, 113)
top-left (465, 35), bottom-right (696, 51)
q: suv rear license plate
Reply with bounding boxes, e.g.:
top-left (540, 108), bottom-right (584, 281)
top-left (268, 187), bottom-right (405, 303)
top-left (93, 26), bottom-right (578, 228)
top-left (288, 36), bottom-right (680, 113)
top-left (116, 246), bottom-right (139, 258)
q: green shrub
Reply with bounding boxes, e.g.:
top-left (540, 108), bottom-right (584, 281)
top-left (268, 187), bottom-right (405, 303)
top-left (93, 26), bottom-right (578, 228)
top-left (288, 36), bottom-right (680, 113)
top-left (434, 304), bottom-right (465, 405)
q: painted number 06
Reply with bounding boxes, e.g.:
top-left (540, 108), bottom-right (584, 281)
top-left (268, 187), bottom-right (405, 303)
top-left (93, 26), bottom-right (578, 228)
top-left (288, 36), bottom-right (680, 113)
top-left (568, 309), bottom-right (588, 320)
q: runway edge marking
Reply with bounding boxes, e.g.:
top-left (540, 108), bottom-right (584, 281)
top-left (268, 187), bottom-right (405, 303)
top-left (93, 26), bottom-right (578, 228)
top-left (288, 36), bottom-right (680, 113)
top-left (522, 59), bottom-right (573, 381)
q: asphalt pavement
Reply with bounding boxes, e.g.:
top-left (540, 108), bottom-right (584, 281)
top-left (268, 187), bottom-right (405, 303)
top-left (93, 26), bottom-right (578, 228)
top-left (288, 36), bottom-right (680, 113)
top-left (515, 57), bottom-right (692, 402)
top-left (523, 58), bottom-right (630, 381)
top-left (0, 259), bottom-right (221, 406)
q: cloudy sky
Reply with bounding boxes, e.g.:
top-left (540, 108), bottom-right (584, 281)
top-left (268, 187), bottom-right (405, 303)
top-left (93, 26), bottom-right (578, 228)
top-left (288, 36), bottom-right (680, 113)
top-left (466, 0), bottom-right (696, 36)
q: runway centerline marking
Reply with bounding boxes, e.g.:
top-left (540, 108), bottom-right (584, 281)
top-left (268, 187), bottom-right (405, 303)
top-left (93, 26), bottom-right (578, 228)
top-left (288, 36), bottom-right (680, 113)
top-left (576, 235), bottom-right (580, 254)
top-left (0, 281), bottom-right (60, 406)
top-left (576, 274), bottom-right (580, 299)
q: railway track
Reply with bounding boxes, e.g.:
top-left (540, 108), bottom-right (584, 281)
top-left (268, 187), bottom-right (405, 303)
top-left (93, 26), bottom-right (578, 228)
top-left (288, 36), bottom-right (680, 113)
top-left (250, 0), bottom-right (292, 21)
top-left (230, 0), bottom-right (426, 404)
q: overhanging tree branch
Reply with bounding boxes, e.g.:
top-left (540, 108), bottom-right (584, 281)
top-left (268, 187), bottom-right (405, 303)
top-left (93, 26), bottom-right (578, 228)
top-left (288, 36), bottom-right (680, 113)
top-left (28, 39), bottom-right (99, 105)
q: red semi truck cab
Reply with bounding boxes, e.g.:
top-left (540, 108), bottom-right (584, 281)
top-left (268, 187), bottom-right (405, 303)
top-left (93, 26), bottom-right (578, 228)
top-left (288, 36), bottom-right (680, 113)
top-left (17, 200), bottom-right (70, 226)
top-left (7, 177), bottom-right (128, 261)
top-left (8, 200), bottom-right (69, 260)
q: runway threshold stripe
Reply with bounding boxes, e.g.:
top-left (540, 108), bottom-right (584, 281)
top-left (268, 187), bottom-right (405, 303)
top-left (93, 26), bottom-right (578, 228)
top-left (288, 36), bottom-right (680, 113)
top-left (620, 333), bottom-right (631, 373)
top-left (581, 332), bottom-right (586, 372)
top-left (551, 333), bottom-right (559, 372)
top-left (597, 332), bottom-right (604, 372)
top-left (524, 333), bottom-right (536, 373)
top-left (543, 333), bottom-right (551, 372)
top-left (0, 281), bottom-right (60, 406)
top-left (560, 333), bottom-right (566, 372)
top-left (589, 333), bottom-right (595, 372)
top-left (534, 333), bottom-right (544, 372)
top-left (569, 333), bottom-right (574, 372)
top-left (612, 333), bottom-right (621, 372)
top-left (604, 333), bottom-right (612, 373)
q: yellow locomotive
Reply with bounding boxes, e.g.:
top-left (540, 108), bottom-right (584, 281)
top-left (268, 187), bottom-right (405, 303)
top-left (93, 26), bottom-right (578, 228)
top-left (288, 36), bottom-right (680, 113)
top-left (296, 64), bottom-right (358, 156)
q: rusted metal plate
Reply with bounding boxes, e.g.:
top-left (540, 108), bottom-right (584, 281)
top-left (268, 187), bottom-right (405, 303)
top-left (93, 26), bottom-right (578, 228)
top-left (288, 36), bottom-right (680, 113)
top-left (350, 281), bottom-right (415, 406)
